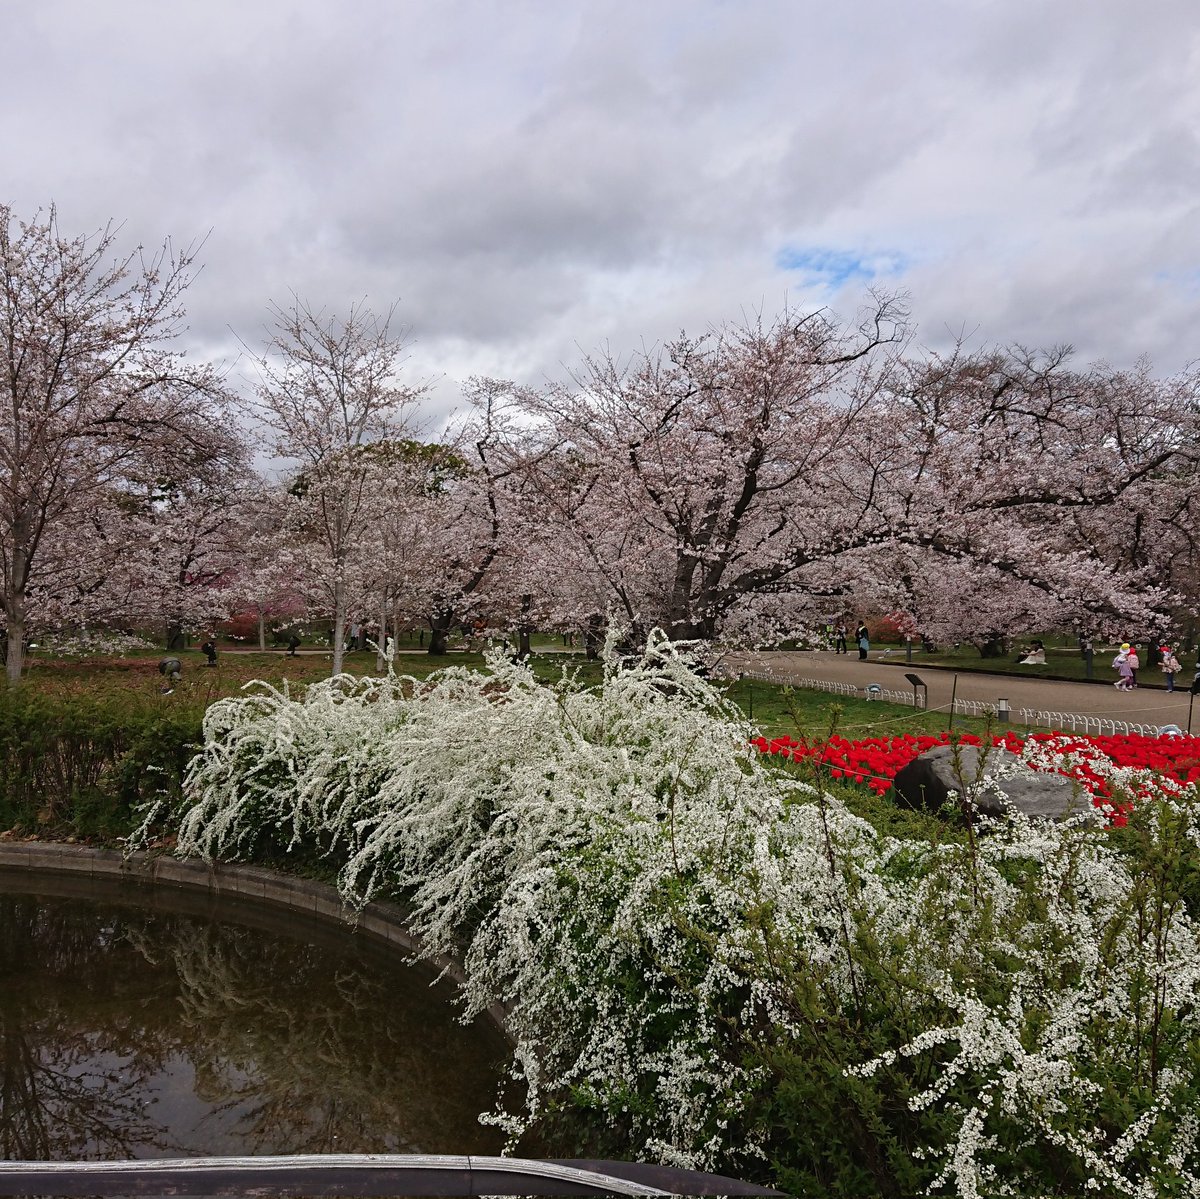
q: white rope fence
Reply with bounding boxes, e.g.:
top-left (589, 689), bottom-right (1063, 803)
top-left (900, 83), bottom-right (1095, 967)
top-left (723, 668), bottom-right (1172, 735)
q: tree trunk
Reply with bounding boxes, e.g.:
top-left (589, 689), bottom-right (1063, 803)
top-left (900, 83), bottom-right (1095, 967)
top-left (332, 585), bottom-right (346, 675)
top-left (584, 613), bottom-right (603, 661)
top-left (516, 594), bottom-right (533, 659)
top-left (257, 606), bottom-right (266, 651)
top-left (667, 617), bottom-right (711, 642)
top-left (4, 610), bottom-right (24, 686)
top-left (376, 597), bottom-right (388, 673)
top-left (166, 622), bottom-right (186, 651)
top-left (666, 558), bottom-right (699, 641)
top-left (428, 610), bottom-right (453, 655)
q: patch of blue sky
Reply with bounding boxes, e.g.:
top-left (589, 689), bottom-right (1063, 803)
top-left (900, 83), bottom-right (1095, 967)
top-left (776, 246), bottom-right (910, 288)
top-left (1153, 267), bottom-right (1200, 294)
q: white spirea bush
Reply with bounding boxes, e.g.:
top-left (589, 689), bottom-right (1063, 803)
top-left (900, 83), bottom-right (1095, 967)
top-left (156, 635), bottom-right (1200, 1196)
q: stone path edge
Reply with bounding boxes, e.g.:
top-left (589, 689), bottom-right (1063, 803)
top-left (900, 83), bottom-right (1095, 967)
top-left (0, 842), bottom-right (511, 1038)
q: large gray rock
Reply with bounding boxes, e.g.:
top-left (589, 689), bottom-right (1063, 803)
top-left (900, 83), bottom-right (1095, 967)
top-left (892, 744), bottom-right (1094, 822)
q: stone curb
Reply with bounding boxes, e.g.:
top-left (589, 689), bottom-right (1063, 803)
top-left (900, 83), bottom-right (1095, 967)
top-left (0, 842), bottom-right (511, 1037)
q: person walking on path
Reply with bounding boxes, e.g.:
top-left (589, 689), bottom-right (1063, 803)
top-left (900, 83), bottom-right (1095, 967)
top-left (1128, 643), bottom-right (1141, 688)
top-left (855, 620), bottom-right (869, 661)
top-left (1112, 645), bottom-right (1134, 691)
top-left (834, 621), bottom-right (848, 654)
top-left (1161, 645), bottom-right (1182, 692)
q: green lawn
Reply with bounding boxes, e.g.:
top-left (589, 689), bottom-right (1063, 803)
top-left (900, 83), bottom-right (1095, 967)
top-left (18, 645), bottom-right (994, 738)
top-left (877, 643), bottom-right (1181, 688)
top-left (24, 639), bottom-right (1016, 735)
top-left (2, 645), bottom-right (1001, 847)
top-left (719, 674), bottom-right (996, 741)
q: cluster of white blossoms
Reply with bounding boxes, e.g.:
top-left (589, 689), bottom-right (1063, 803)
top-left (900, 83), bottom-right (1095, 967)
top-left (159, 635), bottom-right (1200, 1195)
top-left (32, 630), bottom-right (156, 657)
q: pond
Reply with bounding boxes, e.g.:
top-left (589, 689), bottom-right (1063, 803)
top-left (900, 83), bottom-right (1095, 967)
top-left (0, 873), bottom-right (509, 1161)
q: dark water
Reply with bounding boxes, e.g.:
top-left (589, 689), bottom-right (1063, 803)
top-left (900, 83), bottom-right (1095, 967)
top-left (0, 874), bottom-right (509, 1161)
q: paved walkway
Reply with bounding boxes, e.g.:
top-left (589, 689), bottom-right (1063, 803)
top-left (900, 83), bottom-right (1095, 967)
top-left (725, 649), bottom-right (1197, 730)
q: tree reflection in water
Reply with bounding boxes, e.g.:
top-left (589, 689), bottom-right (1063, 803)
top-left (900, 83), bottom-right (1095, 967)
top-left (0, 895), bottom-right (175, 1159)
top-left (0, 885), bottom-right (508, 1160)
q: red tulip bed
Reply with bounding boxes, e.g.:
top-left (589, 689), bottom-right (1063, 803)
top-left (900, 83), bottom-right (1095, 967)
top-left (752, 730), bottom-right (1200, 822)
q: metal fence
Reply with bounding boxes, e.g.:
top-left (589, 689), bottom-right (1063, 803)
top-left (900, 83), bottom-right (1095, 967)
top-left (1015, 709), bottom-right (1164, 737)
top-left (728, 669), bottom-right (924, 707)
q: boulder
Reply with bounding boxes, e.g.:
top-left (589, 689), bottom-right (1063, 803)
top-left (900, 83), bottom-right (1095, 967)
top-left (892, 744), bottom-right (1092, 822)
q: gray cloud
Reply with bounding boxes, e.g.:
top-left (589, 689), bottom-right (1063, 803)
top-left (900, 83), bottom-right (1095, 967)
top-left (4, 0), bottom-right (1199, 432)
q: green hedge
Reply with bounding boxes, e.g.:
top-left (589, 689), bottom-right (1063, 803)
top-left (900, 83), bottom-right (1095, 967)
top-left (0, 691), bottom-right (202, 838)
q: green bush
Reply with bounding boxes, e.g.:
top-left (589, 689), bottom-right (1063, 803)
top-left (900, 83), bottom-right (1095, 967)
top-left (0, 690), bottom-right (201, 838)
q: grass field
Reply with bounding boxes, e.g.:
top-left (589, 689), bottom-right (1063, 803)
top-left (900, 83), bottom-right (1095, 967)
top-left (17, 642), bottom-right (996, 741)
top-left (0, 643), bottom-right (1001, 847)
top-left (895, 642), bottom-right (1193, 688)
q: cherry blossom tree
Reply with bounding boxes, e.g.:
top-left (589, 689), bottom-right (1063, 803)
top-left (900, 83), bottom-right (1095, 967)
top-left (252, 299), bottom-right (423, 675)
top-left (0, 204), bottom-right (233, 682)
top-left (489, 298), bottom-right (907, 643)
top-left (122, 436), bottom-right (262, 648)
top-left (408, 380), bottom-right (536, 655)
top-left (489, 311), bottom-right (1200, 649)
top-left (340, 437), bottom-right (466, 665)
top-left (853, 346), bottom-right (1199, 642)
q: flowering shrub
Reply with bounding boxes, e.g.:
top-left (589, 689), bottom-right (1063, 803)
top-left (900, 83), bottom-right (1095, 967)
top-left (146, 637), bottom-right (1200, 1196)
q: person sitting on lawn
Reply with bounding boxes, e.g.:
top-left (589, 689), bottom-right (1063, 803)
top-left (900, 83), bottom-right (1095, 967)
top-left (1017, 640), bottom-right (1045, 665)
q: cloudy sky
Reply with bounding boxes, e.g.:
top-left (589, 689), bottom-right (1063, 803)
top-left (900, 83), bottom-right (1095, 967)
top-left (4, 0), bottom-right (1198, 425)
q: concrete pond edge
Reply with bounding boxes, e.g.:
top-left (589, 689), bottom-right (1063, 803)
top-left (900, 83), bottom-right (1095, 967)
top-left (0, 841), bottom-right (511, 1037)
